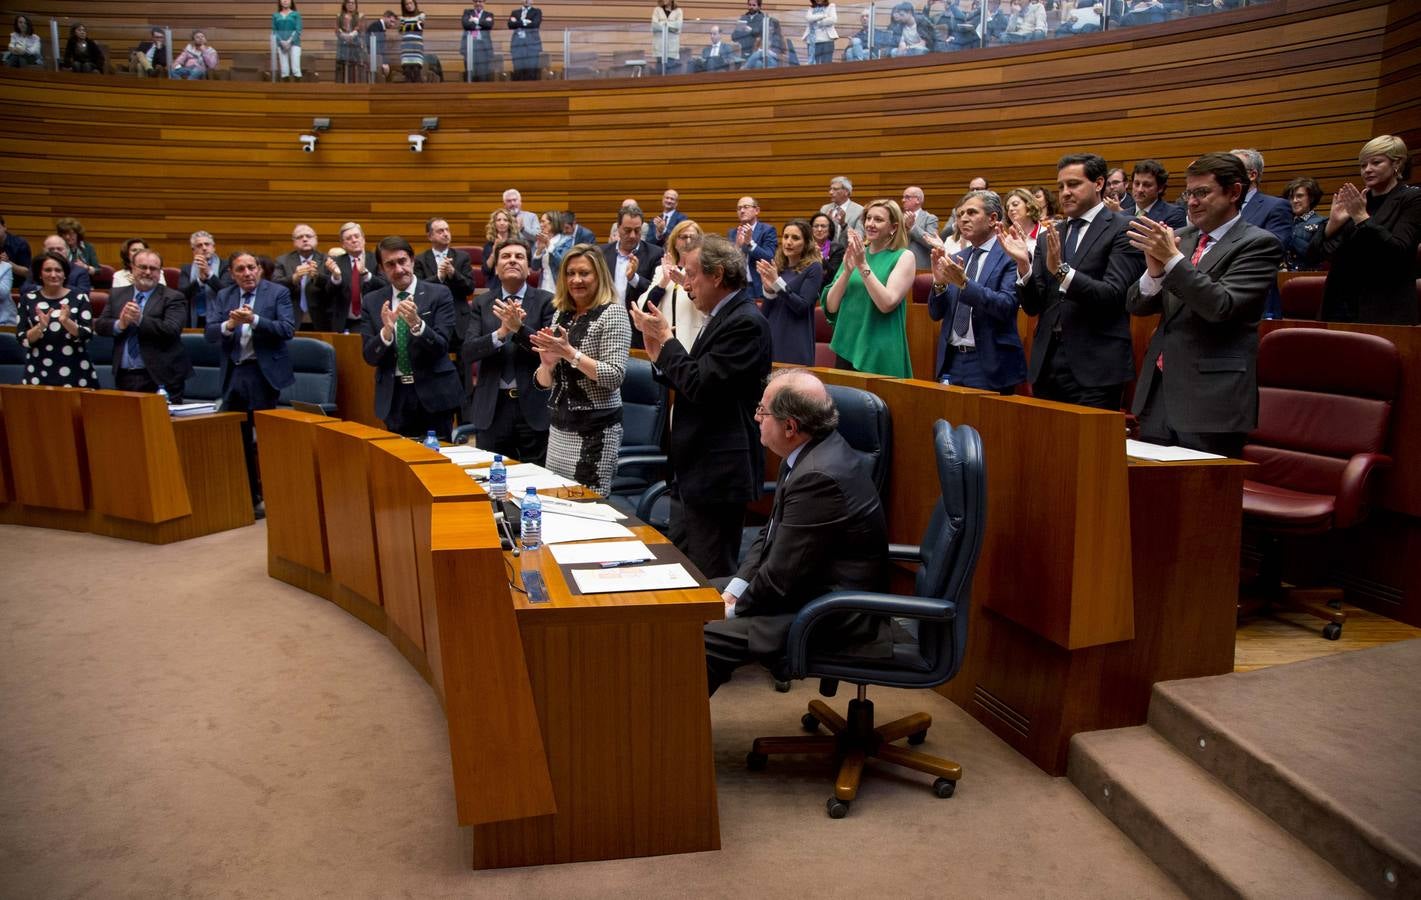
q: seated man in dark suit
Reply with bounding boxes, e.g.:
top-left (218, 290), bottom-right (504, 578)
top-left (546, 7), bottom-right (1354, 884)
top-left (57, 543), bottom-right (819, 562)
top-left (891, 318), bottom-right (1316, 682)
top-left (271, 224), bottom-right (326, 329)
top-left (205, 251), bottom-right (296, 515)
top-left (1126, 152), bottom-right (1283, 458)
top-left (360, 236), bottom-right (462, 439)
top-left (698, 25), bottom-right (738, 71)
top-left (927, 190), bottom-right (1027, 393)
top-left (704, 369), bottom-right (889, 695)
top-left (21, 235), bottom-right (91, 294)
top-left (462, 238), bottom-right (556, 464)
top-left (1131, 159), bottom-right (1188, 229)
top-left (94, 248), bottom-right (193, 401)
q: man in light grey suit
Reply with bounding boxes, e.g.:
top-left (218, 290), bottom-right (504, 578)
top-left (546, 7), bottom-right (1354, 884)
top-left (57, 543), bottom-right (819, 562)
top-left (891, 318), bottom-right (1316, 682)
top-left (901, 185), bottom-right (941, 269)
top-left (502, 188), bottom-right (541, 241)
top-left (1125, 152), bottom-right (1283, 458)
top-left (819, 175), bottom-right (864, 243)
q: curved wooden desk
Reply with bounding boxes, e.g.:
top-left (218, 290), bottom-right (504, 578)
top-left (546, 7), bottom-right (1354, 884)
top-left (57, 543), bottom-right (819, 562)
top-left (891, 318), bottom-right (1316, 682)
top-left (254, 409), bottom-right (722, 869)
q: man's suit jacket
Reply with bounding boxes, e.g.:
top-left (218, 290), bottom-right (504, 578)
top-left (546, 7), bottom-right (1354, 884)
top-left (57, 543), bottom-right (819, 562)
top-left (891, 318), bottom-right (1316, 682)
top-left (700, 40), bottom-right (737, 70)
top-left (928, 241), bottom-right (1028, 391)
top-left (360, 279), bottom-right (463, 423)
top-left (1119, 194), bottom-right (1137, 214)
top-left (647, 209), bottom-right (688, 246)
top-left (461, 283), bottom-right (556, 430)
top-left (271, 250), bottom-right (327, 323)
top-left (728, 221), bottom-right (778, 299)
top-left (653, 288), bottom-right (773, 505)
top-left (601, 241), bottom-right (663, 306)
top-left (1312, 183), bottom-right (1421, 325)
top-left (905, 208), bottom-right (941, 269)
top-left (1240, 189), bottom-right (1293, 249)
top-left (461, 8), bottom-right (495, 45)
top-left (316, 251), bottom-right (387, 333)
top-left (819, 200), bottom-right (866, 240)
top-left (1137, 198), bottom-right (1187, 229)
top-left (94, 283), bottom-right (193, 386)
top-left (1126, 221), bottom-right (1282, 433)
top-left (508, 6), bottom-right (543, 53)
top-left (204, 279), bottom-right (297, 393)
top-left (414, 248), bottom-right (475, 304)
top-left (571, 224), bottom-right (597, 246)
top-left (732, 430), bottom-right (889, 655)
top-left (178, 255), bottom-right (232, 326)
top-left (1018, 207), bottom-right (1146, 388)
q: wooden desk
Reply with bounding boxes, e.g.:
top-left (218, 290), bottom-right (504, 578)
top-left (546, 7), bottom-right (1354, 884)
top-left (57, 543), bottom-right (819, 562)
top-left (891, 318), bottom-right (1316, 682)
top-left (255, 409), bottom-right (338, 597)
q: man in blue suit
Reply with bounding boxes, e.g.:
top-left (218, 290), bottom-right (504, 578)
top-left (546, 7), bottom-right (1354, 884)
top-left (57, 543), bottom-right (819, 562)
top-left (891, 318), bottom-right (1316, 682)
top-left (647, 189), bottom-right (687, 246)
top-left (1131, 160), bottom-right (1188, 229)
top-left (927, 191), bottom-right (1027, 393)
top-left (361, 236), bottom-right (463, 439)
top-left (205, 250), bottom-right (296, 516)
top-left (1231, 148), bottom-right (1292, 318)
top-left (729, 196), bottom-right (777, 298)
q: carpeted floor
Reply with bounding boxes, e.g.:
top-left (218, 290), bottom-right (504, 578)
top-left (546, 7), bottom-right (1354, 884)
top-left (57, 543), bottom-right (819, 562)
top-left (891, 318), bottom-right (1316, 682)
top-left (0, 523), bottom-right (1181, 899)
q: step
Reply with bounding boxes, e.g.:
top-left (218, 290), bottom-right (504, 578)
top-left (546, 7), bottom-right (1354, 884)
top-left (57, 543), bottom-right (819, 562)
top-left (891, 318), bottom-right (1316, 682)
top-left (1069, 726), bottom-right (1365, 900)
top-left (1148, 641), bottom-right (1421, 898)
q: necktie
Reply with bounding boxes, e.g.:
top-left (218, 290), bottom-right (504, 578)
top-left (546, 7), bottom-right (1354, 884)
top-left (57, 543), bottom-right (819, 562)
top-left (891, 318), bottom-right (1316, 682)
top-left (348, 257), bottom-right (362, 320)
top-left (1191, 232), bottom-right (1211, 266)
top-left (123, 291), bottom-right (149, 369)
top-left (952, 248), bottom-right (981, 338)
top-left (764, 462), bottom-right (793, 546)
top-left (298, 256), bottom-right (311, 313)
top-left (395, 291), bottom-right (413, 376)
top-left (1062, 218), bottom-right (1085, 265)
top-left (237, 292), bottom-right (254, 360)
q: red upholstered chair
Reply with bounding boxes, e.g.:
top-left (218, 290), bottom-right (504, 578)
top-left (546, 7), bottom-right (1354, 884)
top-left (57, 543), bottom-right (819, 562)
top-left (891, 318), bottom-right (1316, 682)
top-left (89, 291), bottom-right (109, 319)
top-left (162, 267), bottom-right (180, 289)
top-left (92, 265), bottom-right (115, 289)
top-left (1241, 329), bottom-right (1400, 639)
top-left (911, 272), bottom-right (935, 304)
top-left (1279, 275), bottom-right (1326, 320)
top-left (457, 245), bottom-right (482, 268)
top-left (813, 305), bottom-right (834, 366)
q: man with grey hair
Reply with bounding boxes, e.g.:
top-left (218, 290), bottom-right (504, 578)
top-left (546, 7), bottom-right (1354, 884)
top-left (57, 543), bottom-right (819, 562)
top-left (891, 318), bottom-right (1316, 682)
top-left (317, 222), bottom-right (387, 333)
top-left (502, 188), bottom-right (541, 241)
top-left (901, 186), bottom-right (941, 269)
top-left (703, 368), bottom-right (890, 695)
top-left (178, 229), bottom-right (230, 327)
top-left (820, 176), bottom-right (864, 239)
top-left (1230, 148), bottom-right (1291, 317)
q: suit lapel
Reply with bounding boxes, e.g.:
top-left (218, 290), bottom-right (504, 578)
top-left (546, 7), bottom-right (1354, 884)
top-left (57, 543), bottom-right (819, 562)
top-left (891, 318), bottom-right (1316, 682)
top-left (691, 291), bottom-right (743, 354)
top-left (1072, 208), bottom-right (1112, 262)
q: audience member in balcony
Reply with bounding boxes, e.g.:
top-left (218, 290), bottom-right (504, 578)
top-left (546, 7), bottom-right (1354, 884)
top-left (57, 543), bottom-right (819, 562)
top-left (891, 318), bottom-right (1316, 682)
top-left (1131, 159), bottom-right (1188, 228)
top-left (461, 0), bottom-right (495, 81)
top-left (985, 0), bottom-right (1012, 42)
top-left (759, 220), bottom-right (824, 365)
top-left (1281, 176), bottom-right (1324, 271)
top-left (888, 2), bottom-right (937, 56)
top-left (1004, 187), bottom-right (1046, 254)
top-left (21, 235), bottom-right (92, 294)
top-left (272, 0), bottom-right (304, 82)
top-left (902, 186), bottom-right (942, 270)
top-left (636, 218), bottom-right (705, 349)
top-left (732, 0), bottom-right (769, 57)
top-left (367, 9), bottom-right (398, 81)
top-left (111, 239), bottom-right (149, 290)
top-left (822, 199), bottom-right (916, 378)
top-left (63, 24), bottom-right (105, 74)
top-left (482, 209), bottom-right (515, 282)
top-left (1313, 134), bottom-right (1421, 325)
top-left (820, 176), bottom-right (864, 242)
top-left (5, 15), bottom-right (42, 68)
top-left (698, 25), bottom-right (738, 71)
top-left (651, 0), bottom-right (683, 73)
top-left (1056, 1), bottom-right (1103, 36)
top-left (54, 218), bottom-right (99, 276)
top-left (129, 27), bottom-right (168, 77)
top-left (17, 252), bottom-right (96, 388)
top-left (397, 0), bottom-right (426, 83)
top-left (171, 31), bottom-right (219, 80)
top-left (336, 2), bottom-right (367, 84)
top-left (0, 259), bottom-right (13, 327)
top-left (804, 1), bottom-right (838, 65)
top-left (179, 230), bottom-right (231, 327)
top-left (1120, 0), bottom-right (1167, 26)
top-left (1001, 0), bottom-right (1047, 43)
top-left (809, 212), bottom-right (844, 288)
top-left (843, 11), bottom-right (871, 61)
top-left (943, 0), bottom-right (985, 51)
top-left (744, 18), bottom-right (797, 69)
top-left (508, 0), bottom-right (543, 81)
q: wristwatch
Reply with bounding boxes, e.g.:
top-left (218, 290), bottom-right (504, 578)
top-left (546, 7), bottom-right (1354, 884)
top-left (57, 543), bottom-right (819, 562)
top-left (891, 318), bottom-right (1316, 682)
top-left (1054, 262), bottom-right (1071, 281)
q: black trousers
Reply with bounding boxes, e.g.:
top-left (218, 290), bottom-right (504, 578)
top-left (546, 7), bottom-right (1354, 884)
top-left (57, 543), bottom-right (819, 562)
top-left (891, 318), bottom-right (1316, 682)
top-left (477, 389), bottom-right (548, 466)
top-left (115, 368), bottom-right (186, 404)
top-left (1136, 373), bottom-right (1246, 458)
top-left (385, 380), bottom-right (454, 440)
top-left (669, 494), bottom-right (745, 581)
top-left (1033, 336), bottom-right (1124, 411)
top-left (224, 362), bottom-right (281, 503)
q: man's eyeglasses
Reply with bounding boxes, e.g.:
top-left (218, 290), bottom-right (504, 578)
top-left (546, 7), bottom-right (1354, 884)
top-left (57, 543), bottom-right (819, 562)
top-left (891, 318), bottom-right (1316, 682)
top-left (1179, 187), bottom-right (1217, 202)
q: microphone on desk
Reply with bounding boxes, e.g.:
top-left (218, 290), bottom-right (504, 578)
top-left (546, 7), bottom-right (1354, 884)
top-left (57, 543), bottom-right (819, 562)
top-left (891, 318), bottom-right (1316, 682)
top-left (493, 498), bottom-right (520, 556)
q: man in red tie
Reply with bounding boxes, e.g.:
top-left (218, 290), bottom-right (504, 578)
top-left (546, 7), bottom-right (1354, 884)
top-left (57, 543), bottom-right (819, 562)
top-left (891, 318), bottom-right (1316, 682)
top-left (316, 222), bottom-right (387, 333)
top-left (1124, 152), bottom-right (1283, 458)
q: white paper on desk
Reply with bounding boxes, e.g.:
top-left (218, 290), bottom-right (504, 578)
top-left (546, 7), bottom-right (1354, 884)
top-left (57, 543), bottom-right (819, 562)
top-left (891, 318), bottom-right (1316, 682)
top-left (539, 513), bottom-right (635, 545)
top-left (570, 562), bottom-right (697, 594)
top-left (168, 402), bottom-right (217, 417)
top-left (507, 472), bottom-right (580, 492)
top-left (550, 540), bottom-right (653, 565)
top-left (440, 446), bottom-right (496, 465)
top-left (521, 495), bottom-right (626, 521)
top-left (1125, 439), bottom-right (1225, 462)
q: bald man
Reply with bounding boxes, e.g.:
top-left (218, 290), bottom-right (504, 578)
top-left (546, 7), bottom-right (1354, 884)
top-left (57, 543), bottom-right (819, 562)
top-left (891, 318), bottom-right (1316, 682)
top-left (704, 369), bottom-right (890, 695)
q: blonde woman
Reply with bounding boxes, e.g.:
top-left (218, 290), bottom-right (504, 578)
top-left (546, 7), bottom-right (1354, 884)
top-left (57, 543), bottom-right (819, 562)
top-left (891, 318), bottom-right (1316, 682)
top-left (822, 199), bottom-right (915, 377)
top-left (635, 218), bottom-right (705, 348)
top-left (1004, 187), bottom-right (1045, 254)
top-left (530, 245), bottom-right (632, 496)
top-left (482, 209), bottom-right (514, 281)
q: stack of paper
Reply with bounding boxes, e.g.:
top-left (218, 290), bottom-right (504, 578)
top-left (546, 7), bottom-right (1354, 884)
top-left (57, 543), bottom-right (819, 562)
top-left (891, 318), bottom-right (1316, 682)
top-left (569, 563), bottom-right (697, 594)
top-left (440, 445), bottom-right (497, 466)
top-left (168, 402), bottom-right (217, 417)
top-left (538, 513), bottom-right (634, 545)
top-left (504, 463), bottom-right (579, 492)
top-left (549, 540), bottom-right (653, 565)
top-left (1125, 439), bottom-right (1225, 462)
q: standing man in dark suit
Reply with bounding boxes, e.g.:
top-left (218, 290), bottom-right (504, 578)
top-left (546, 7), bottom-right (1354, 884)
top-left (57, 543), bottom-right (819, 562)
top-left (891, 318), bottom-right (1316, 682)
top-left (729, 196), bottom-right (778, 299)
top-left (271, 223), bottom-right (325, 330)
top-left (361, 236), bottom-right (462, 439)
top-left (731, 0), bottom-right (767, 56)
top-left (205, 251), bottom-right (296, 515)
top-left (318, 222), bottom-right (387, 334)
top-left (462, 238), bottom-right (556, 464)
top-left (1004, 152), bottom-right (1146, 410)
top-left (647, 189), bottom-right (687, 247)
top-left (414, 217), bottom-right (475, 306)
top-left (1231, 148), bottom-right (1293, 319)
top-left (461, 0), bottom-right (495, 81)
top-left (1130, 160), bottom-right (1187, 229)
top-left (603, 205), bottom-right (663, 346)
top-left (631, 233), bottom-right (773, 580)
top-left (1126, 152), bottom-right (1283, 458)
top-left (95, 249), bottom-right (193, 401)
top-left (507, 0), bottom-right (542, 81)
top-left (703, 369), bottom-right (889, 695)
top-left (927, 191), bottom-right (1027, 393)
top-left (178, 230), bottom-right (231, 328)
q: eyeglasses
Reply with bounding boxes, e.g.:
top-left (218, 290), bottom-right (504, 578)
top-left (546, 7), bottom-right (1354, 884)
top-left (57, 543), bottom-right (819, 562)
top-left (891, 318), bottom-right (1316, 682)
top-left (1179, 187), bottom-right (1218, 202)
top-left (754, 404), bottom-right (770, 418)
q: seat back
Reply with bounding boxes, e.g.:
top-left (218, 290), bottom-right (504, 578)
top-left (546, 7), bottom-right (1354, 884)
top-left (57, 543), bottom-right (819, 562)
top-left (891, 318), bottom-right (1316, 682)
top-left (278, 337), bottom-right (338, 413)
top-left (911, 272), bottom-right (934, 303)
top-left (180, 332), bottom-right (224, 401)
top-left (86, 333), bottom-right (115, 389)
top-left (92, 265), bottom-right (115, 289)
top-left (0, 332), bottom-right (25, 384)
top-left (1279, 275), bottom-right (1325, 320)
top-left (618, 356), bottom-right (667, 453)
top-left (1244, 329), bottom-right (1399, 499)
top-left (825, 384), bottom-right (891, 499)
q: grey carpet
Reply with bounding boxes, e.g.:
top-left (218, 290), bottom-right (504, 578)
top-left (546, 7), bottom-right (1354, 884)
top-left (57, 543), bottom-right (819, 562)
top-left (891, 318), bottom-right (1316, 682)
top-left (0, 523), bottom-right (1180, 899)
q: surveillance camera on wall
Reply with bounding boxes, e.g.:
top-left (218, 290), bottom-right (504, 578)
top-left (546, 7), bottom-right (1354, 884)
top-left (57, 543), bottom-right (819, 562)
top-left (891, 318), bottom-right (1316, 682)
top-left (299, 134), bottom-right (318, 153)
top-left (408, 134), bottom-right (426, 153)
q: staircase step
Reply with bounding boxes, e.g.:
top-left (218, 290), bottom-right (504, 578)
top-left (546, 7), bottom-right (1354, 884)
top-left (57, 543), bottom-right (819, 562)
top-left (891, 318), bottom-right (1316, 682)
top-left (1069, 726), bottom-right (1365, 900)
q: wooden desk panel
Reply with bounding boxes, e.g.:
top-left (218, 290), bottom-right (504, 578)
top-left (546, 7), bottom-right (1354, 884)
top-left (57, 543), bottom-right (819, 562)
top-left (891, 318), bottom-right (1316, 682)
top-left (0, 385), bottom-right (89, 518)
top-left (410, 463), bottom-right (485, 702)
top-left (0, 396), bottom-right (14, 511)
top-left (314, 421), bottom-right (399, 629)
top-left (311, 332), bottom-right (381, 429)
top-left (369, 441), bottom-right (446, 676)
top-left (255, 409), bottom-right (337, 595)
top-left (81, 391), bottom-right (192, 524)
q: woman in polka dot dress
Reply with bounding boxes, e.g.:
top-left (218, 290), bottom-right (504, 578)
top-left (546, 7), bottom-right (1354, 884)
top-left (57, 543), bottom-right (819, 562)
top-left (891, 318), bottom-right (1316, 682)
top-left (17, 251), bottom-right (96, 388)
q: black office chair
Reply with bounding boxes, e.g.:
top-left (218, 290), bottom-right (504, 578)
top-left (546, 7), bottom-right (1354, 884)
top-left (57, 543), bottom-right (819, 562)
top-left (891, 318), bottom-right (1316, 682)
top-left (609, 356), bottom-right (668, 514)
top-left (278, 337), bottom-right (338, 415)
top-left (0, 332), bottom-right (25, 384)
top-left (746, 419), bottom-right (985, 818)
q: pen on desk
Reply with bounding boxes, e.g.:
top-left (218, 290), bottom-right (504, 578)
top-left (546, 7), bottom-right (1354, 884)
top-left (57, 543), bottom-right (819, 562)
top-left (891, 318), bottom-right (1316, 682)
top-left (597, 559), bottom-right (651, 568)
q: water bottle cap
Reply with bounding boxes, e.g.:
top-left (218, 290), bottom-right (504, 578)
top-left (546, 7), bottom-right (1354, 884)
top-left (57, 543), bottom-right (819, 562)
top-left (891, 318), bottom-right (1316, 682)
top-left (426, 430), bottom-right (435, 436)
top-left (493, 454), bottom-right (502, 461)
top-left (526, 486), bottom-right (537, 494)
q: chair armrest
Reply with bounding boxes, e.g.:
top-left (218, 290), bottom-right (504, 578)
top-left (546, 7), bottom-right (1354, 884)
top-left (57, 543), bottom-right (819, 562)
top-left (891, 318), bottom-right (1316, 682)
top-left (887, 543), bottom-right (922, 562)
top-left (784, 590), bottom-right (956, 674)
top-left (1334, 452), bottom-right (1392, 528)
top-left (452, 424), bottom-right (478, 445)
top-left (615, 453), bottom-right (668, 475)
top-left (635, 479), bottom-right (672, 523)
top-left (618, 444), bottom-right (663, 457)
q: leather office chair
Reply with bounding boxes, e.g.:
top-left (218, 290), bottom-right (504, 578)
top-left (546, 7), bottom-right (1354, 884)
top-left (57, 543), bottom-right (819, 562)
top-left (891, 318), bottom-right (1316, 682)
top-left (1278, 275), bottom-right (1326, 320)
top-left (1241, 328), bottom-right (1399, 639)
top-left (747, 420), bottom-right (985, 817)
top-left (911, 272), bottom-right (935, 304)
top-left (609, 356), bottom-right (669, 514)
top-left (180, 332), bottom-right (224, 401)
top-left (277, 337), bottom-right (338, 414)
top-left (813, 305), bottom-right (835, 367)
top-left (0, 332), bottom-right (25, 384)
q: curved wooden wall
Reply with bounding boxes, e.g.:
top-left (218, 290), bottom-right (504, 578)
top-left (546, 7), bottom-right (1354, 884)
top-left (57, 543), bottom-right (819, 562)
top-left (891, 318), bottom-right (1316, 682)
top-left (2, 0), bottom-right (1417, 266)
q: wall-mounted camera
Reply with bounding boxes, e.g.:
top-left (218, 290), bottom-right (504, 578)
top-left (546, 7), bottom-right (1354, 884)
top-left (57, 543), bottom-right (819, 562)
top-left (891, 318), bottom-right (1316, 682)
top-left (407, 134), bottom-right (426, 153)
top-left (299, 134), bottom-right (318, 153)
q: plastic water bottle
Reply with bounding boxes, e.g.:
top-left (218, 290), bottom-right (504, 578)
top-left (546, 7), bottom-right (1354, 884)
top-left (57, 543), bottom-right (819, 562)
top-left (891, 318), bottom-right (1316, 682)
top-left (422, 430), bottom-right (440, 450)
top-left (488, 454), bottom-right (508, 502)
top-left (520, 486), bottom-right (542, 550)
top-left (156, 387), bottom-right (169, 405)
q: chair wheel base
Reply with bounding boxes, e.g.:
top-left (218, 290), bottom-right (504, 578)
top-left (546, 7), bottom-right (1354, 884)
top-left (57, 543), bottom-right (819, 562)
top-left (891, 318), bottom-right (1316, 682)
top-left (774, 679), bottom-right (791, 693)
top-left (933, 777), bottom-right (956, 798)
top-left (801, 712), bottom-right (819, 732)
top-left (827, 797), bottom-right (850, 818)
top-left (908, 729), bottom-right (927, 745)
top-left (1323, 622), bottom-right (1342, 641)
top-left (746, 751), bottom-right (768, 771)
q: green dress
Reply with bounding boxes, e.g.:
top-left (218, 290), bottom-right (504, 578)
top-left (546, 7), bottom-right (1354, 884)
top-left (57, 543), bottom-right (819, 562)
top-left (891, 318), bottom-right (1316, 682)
top-left (823, 246), bottom-right (912, 378)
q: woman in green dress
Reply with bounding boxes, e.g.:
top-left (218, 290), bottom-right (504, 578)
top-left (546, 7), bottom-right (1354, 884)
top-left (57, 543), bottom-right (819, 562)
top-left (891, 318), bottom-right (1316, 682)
top-left (821, 198), bottom-right (916, 377)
